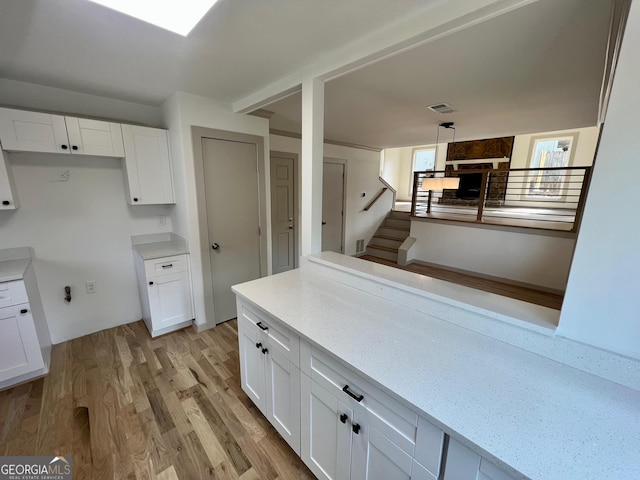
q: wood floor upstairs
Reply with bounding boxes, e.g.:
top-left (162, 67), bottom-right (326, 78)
top-left (0, 320), bottom-right (314, 480)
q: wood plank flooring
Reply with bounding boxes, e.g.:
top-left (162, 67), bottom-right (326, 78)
top-left (0, 320), bottom-right (315, 480)
top-left (360, 254), bottom-right (563, 311)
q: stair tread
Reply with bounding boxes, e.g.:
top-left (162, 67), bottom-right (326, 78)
top-left (380, 225), bottom-right (410, 231)
top-left (368, 244), bottom-right (399, 253)
top-left (373, 234), bottom-right (404, 242)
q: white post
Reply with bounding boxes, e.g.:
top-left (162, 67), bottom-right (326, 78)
top-left (300, 75), bottom-right (325, 255)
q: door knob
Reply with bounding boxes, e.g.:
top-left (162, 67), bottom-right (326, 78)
top-left (212, 243), bottom-right (220, 250)
top-left (322, 221), bottom-right (327, 225)
top-left (289, 225), bottom-right (294, 229)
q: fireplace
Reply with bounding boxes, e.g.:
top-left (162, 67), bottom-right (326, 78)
top-left (456, 172), bottom-right (483, 200)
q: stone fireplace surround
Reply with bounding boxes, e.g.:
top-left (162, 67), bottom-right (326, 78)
top-left (438, 136), bottom-right (514, 207)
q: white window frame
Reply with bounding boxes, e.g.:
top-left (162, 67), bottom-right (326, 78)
top-left (410, 147), bottom-right (436, 194)
top-left (523, 133), bottom-right (579, 201)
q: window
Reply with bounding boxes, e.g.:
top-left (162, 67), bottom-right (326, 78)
top-left (526, 136), bottom-right (575, 197)
top-left (412, 148), bottom-right (436, 172)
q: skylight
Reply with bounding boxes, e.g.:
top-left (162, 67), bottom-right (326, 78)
top-left (88, 0), bottom-right (219, 36)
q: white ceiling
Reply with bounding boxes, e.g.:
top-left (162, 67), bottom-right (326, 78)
top-left (0, 0), bottom-right (617, 149)
top-left (0, 0), bottom-right (434, 105)
top-left (265, 0), bottom-right (615, 148)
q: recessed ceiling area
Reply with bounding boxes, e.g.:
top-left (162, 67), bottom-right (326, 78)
top-left (263, 0), bottom-right (614, 149)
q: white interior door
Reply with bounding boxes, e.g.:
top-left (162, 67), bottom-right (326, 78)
top-left (203, 137), bottom-right (261, 323)
top-left (270, 154), bottom-right (296, 274)
top-left (322, 161), bottom-right (345, 253)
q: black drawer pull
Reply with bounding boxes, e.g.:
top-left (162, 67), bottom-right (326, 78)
top-left (255, 342), bottom-right (262, 349)
top-left (162, 264), bottom-right (173, 269)
top-left (339, 413), bottom-right (348, 424)
top-left (261, 348), bottom-right (269, 355)
top-left (256, 321), bottom-right (268, 331)
top-left (352, 423), bottom-right (361, 434)
top-left (342, 385), bottom-right (364, 402)
top-left (20, 308), bottom-right (28, 314)
top-left (2, 200), bottom-right (9, 205)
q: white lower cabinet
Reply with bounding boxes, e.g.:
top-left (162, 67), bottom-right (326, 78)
top-left (301, 373), bottom-right (353, 480)
top-left (235, 296), bottom-right (522, 480)
top-left (0, 266), bottom-right (51, 389)
top-left (237, 301), bottom-right (301, 454)
top-left (0, 304), bottom-right (44, 382)
top-left (134, 254), bottom-right (194, 337)
top-left (444, 437), bottom-right (517, 480)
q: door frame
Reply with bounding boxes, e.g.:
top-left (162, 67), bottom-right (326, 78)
top-left (323, 157), bottom-right (347, 254)
top-left (191, 127), bottom-right (268, 326)
top-left (270, 150), bottom-right (299, 271)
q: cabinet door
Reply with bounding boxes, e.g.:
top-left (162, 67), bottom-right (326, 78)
top-left (122, 124), bottom-right (174, 204)
top-left (0, 107), bottom-right (69, 154)
top-left (0, 305), bottom-right (44, 382)
top-left (65, 117), bottom-right (124, 157)
top-left (0, 151), bottom-right (18, 210)
top-left (266, 346), bottom-right (301, 454)
top-left (238, 317), bottom-right (267, 413)
top-left (147, 270), bottom-right (192, 329)
top-left (351, 412), bottom-right (414, 480)
top-left (301, 374), bottom-right (352, 480)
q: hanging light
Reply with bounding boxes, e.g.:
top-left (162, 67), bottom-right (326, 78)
top-left (422, 122), bottom-right (460, 214)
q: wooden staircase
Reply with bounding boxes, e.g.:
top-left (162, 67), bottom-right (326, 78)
top-left (365, 210), bottom-right (411, 263)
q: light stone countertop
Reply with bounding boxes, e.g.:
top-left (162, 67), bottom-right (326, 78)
top-left (0, 247), bottom-right (32, 282)
top-left (232, 266), bottom-right (640, 480)
top-left (131, 233), bottom-right (189, 260)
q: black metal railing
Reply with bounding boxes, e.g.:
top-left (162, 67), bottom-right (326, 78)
top-left (410, 166), bottom-right (592, 232)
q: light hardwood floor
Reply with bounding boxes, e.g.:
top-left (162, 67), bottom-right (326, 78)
top-left (360, 254), bottom-right (563, 311)
top-left (0, 320), bottom-right (315, 480)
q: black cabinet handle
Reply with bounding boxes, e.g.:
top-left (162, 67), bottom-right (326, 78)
top-left (255, 342), bottom-right (262, 349)
top-left (256, 321), bottom-right (268, 331)
top-left (20, 308), bottom-right (28, 314)
top-left (2, 200), bottom-right (9, 205)
top-left (261, 348), bottom-right (269, 355)
top-left (352, 423), bottom-right (361, 434)
top-left (133, 197), bottom-right (139, 202)
top-left (149, 281), bottom-right (154, 285)
top-left (161, 264), bottom-right (173, 269)
top-left (61, 144), bottom-right (68, 150)
top-left (342, 385), bottom-right (364, 402)
top-left (72, 145), bottom-right (78, 150)
top-left (339, 413), bottom-right (348, 424)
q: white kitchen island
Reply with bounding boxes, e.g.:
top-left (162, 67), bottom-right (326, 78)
top-left (232, 252), bottom-right (640, 480)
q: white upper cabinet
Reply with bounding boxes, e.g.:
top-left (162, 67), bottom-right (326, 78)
top-left (64, 117), bottom-right (124, 157)
top-left (0, 107), bottom-right (124, 157)
top-left (122, 124), bottom-right (175, 205)
top-left (0, 107), bottom-right (69, 154)
top-left (0, 150), bottom-right (19, 210)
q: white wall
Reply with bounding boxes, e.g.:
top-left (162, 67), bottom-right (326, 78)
top-left (162, 92), bottom-right (270, 329)
top-left (382, 143), bottom-right (448, 201)
top-left (0, 152), bottom-right (173, 343)
top-left (270, 135), bottom-right (389, 257)
top-left (410, 221), bottom-right (575, 291)
top-left (0, 80), bottom-right (171, 343)
top-left (558, 0), bottom-right (640, 359)
top-left (0, 78), bottom-right (162, 127)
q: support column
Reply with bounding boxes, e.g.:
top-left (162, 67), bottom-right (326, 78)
top-left (300, 76), bottom-right (324, 256)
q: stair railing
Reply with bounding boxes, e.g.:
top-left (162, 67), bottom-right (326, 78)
top-left (363, 177), bottom-right (396, 212)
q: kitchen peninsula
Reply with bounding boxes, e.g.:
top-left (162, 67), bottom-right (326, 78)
top-left (232, 252), bottom-right (640, 480)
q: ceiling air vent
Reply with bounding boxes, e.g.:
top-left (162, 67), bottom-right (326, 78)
top-left (427, 103), bottom-right (455, 114)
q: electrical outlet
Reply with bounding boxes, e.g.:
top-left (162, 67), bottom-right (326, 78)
top-left (159, 215), bottom-right (166, 226)
top-left (85, 281), bottom-right (97, 294)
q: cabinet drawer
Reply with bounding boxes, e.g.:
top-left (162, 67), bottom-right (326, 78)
top-left (239, 302), bottom-right (299, 366)
top-left (0, 280), bottom-right (28, 308)
top-left (302, 343), bottom-right (419, 455)
top-left (144, 254), bottom-right (187, 277)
